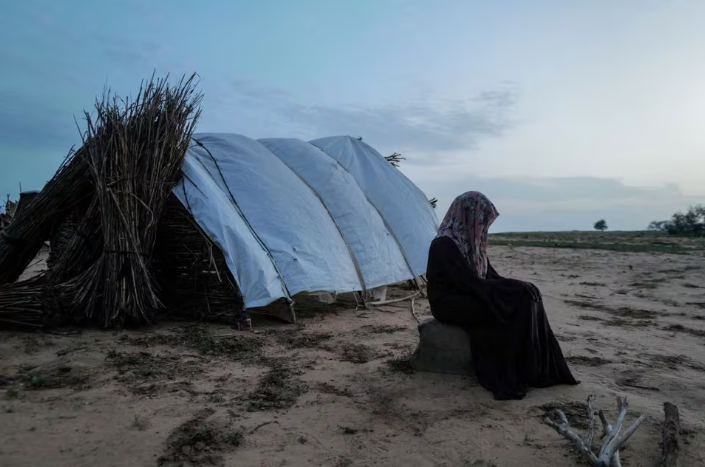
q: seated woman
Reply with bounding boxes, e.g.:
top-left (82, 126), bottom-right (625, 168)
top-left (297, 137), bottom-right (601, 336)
top-left (427, 191), bottom-right (578, 400)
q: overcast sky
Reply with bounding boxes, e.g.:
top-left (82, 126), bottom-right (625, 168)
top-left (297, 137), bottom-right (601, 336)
top-left (1, 0), bottom-right (703, 231)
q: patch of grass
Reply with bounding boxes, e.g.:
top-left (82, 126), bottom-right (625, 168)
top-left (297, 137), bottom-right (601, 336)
top-left (628, 281), bottom-right (661, 290)
top-left (663, 324), bottom-right (705, 338)
top-left (339, 426), bottom-right (359, 435)
top-left (566, 355), bottom-right (612, 367)
top-left (158, 408), bottom-right (244, 467)
top-left (209, 393), bottom-right (226, 404)
top-left (566, 300), bottom-right (658, 320)
top-left (222, 429), bottom-right (245, 447)
top-left (127, 326), bottom-right (263, 361)
top-left (646, 353), bottom-right (705, 372)
top-left (106, 350), bottom-right (202, 388)
top-left (606, 318), bottom-right (656, 328)
top-left (463, 461), bottom-right (498, 467)
top-left (276, 330), bottom-right (333, 349)
top-left (247, 362), bottom-right (307, 411)
top-left (20, 365), bottom-right (89, 390)
top-left (537, 401), bottom-right (591, 429)
top-left (386, 354), bottom-right (415, 374)
top-left (491, 230), bottom-right (705, 256)
top-left (5, 387), bottom-right (21, 399)
top-left (358, 324), bottom-right (407, 334)
top-left (338, 343), bottom-right (378, 364)
top-left (579, 282), bottom-right (606, 287)
top-left (491, 239), bottom-right (695, 255)
top-left (129, 381), bottom-right (194, 397)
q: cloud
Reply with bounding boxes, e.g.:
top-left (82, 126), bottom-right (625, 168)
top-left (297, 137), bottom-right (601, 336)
top-left (415, 173), bottom-right (705, 232)
top-left (205, 79), bottom-right (517, 154)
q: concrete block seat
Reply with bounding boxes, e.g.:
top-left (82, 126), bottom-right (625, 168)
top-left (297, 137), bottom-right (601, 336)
top-left (410, 318), bottom-right (472, 375)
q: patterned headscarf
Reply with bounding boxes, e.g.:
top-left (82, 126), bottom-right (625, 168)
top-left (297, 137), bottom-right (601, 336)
top-left (436, 191), bottom-right (499, 279)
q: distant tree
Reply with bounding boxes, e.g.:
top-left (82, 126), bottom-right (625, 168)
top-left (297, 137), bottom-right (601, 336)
top-left (648, 205), bottom-right (705, 236)
top-left (594, 219), bottom-right (608, 231)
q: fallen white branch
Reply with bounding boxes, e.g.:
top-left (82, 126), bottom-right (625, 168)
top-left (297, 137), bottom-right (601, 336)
top-left (544, 395), bottom-right (646, 467)
top-left (367, 291), bottom-right (420, 306)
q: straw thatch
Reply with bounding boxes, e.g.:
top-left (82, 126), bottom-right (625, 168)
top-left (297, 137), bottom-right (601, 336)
top-left (153, 194), bottom-right (246, 323)
top-left (63, 74), bottom-right (202, 327)
top-left (0, 73), bottom-right (251, 331)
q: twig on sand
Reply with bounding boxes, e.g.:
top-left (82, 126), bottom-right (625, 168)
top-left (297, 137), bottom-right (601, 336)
top-left (249, 420), bottom-right (279, 435)
top-left (410, 297), bottom-right (421, 324)
top-left (368, 291), bottom-right (420, 307)
top-left (662, 402), bottom-right (681, 467)
top-left (544, 395), bottom-right (646, 467)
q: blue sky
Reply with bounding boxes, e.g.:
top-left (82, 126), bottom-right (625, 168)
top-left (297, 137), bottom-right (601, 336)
top-left (1, 0), bottom-right (704, 231)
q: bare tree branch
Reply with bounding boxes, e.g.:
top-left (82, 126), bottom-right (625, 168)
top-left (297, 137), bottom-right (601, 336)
top-left (544, 395), bottom-right (646, 467)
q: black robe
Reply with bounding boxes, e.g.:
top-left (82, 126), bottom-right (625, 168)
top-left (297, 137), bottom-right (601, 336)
top-left (426, 236), bottom-right (578, 400)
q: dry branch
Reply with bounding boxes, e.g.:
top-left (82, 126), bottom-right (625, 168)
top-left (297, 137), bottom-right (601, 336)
top-left (0, 153), bottom-right (91, 284)
top-left (385, 152), bottom-right (405, 168)
top-left (0, 73), bottom-right (206, 330)
top-left (65, 73), bottom-right (203, 327)
top-left (544, 395), bottom-right (646, 467)
top-left (662, 402), bottom-right (681, 467)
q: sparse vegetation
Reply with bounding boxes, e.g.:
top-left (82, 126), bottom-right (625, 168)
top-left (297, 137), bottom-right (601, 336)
top-left (649, 205), bottom-right (705, 236)
top-left (19, 364), bottom-right (89, 390)
top-left (386, 354), bottom-right (415, 374)
top-left (358, 324), bottom-right (407, 334)
top-left (276, 330), bottom-right (333, 349)
top-left (124, 326), bottom-right (263, 361)
top-left (247, 361), bottom-right (307, 411)
top-left (664, 324), bottom-right (705, 338)
top-left (338, 343), bottom-right (378, 364)
top-left (491, 230), bottom-right (705, 255)
top-left (537, 401), bottom-right (591, 429)
top-left (157, 408), bottom-right (244, 467)
top-left (384, 152), bottom-right (405, 168)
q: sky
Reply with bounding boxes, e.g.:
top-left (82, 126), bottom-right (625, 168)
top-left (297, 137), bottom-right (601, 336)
top-left (1, 0), bottom-right (704, 232)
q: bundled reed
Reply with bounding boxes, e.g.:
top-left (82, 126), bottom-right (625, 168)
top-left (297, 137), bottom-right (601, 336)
top-left (153, 195), bottom-right (246, 323)
top-left (0, 275), bottom-right (64, 331)
top-left (47, 215), bottom-right (80, 269)
top-left (0, 153), bottom-right (91, 284)
top-left (63, 73), bottom-right (203, 327)
top-left (0, 73), bottom-right (259, 331)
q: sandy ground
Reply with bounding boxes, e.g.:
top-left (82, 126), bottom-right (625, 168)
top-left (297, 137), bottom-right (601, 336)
top-left (1, 245), bottom-right (705, 467)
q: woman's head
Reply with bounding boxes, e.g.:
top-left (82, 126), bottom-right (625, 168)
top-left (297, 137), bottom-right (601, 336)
top-left (436, 191), bottom-right (499, 278)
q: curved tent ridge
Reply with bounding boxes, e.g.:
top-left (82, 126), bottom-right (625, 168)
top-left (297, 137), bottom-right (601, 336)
top-left (175, 133), bottom-right (438, 310)
top-left (259, 138), bottom-right (412, 293)
top-left (310, 136), bottom-right (439, 276)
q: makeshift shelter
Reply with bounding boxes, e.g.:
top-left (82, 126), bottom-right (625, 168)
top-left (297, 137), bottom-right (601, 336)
top-left (177, 134), bottom-right (438, 317)
top-left (0, 192), bottom-right (38, 233)
top-left (0, 75), bottom-right (438, 330)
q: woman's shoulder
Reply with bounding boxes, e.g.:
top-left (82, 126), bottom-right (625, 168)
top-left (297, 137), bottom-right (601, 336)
top-left (430, 236), bottom-right (461, 254)
top-left (431, 236), bottom-right (456, 247)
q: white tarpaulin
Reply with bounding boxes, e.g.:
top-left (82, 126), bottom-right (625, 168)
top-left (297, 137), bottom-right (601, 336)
top-left (174, 133), bottom-right (438, 309)
top-left (311, 136), bottom-right (439, 275)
